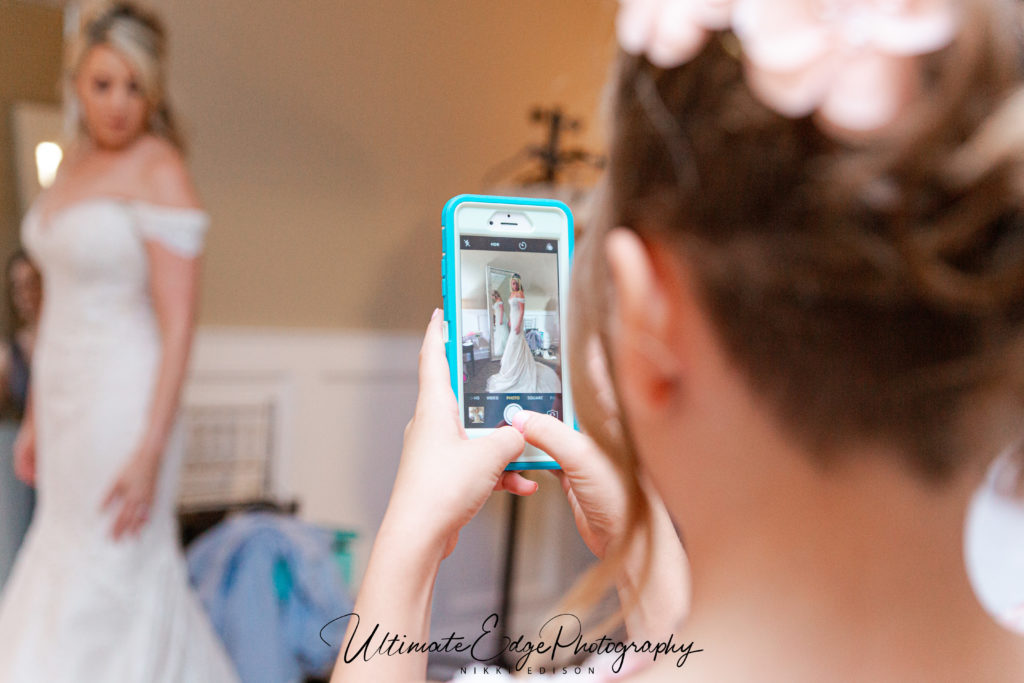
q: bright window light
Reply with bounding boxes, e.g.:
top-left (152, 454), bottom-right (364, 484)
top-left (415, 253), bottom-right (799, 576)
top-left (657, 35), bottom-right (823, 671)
top-left (35, 141), bottom-right (63, 189)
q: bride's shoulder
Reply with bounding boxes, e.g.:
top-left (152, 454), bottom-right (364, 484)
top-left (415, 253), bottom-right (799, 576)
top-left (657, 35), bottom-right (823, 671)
top-left (129, 135), bottom-right (202, 210)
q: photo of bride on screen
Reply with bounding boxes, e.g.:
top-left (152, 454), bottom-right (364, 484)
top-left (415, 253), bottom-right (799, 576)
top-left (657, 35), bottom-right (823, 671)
top-left (485, 273), bottom-right (560, 393)
top-left (459, 250), bottom-right (561, 397)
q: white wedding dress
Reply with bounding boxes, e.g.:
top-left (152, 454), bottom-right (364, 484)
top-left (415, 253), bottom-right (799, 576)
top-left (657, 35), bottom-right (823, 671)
top-left (492, 300), bottom-right (509, 357)
top-left (0, 199), bottom-right (239, 682)
top-left (486, 298), bottom-right (561, 394)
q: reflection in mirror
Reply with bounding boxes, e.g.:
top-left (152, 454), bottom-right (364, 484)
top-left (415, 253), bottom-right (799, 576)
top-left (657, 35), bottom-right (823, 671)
top-left (486, 266), bottom-right (514, 361)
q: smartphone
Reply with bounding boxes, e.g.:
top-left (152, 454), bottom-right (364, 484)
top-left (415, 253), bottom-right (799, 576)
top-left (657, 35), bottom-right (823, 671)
top-left (442, 194), bottom-right (575, 470)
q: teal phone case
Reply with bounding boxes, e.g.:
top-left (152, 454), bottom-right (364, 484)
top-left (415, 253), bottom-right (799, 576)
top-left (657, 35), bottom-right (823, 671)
top-left (442, 194), bottom-right (575, 471)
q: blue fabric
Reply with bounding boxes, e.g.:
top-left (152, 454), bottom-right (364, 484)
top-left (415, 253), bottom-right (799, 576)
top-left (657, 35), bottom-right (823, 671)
top-left (525, 329), bottom-right (544, 353)
top-left (186, 512), bottom-right (354, 683)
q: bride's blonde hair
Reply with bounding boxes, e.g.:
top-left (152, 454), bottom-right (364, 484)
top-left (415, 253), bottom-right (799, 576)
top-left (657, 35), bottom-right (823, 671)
top-left (64, 1), bottom-right (183, 150)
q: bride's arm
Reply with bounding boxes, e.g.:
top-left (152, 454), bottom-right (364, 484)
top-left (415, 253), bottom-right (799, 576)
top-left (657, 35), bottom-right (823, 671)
top-left (12, 360), bottom-right (37, 486)
top-left (138, 243), bottom-right (200, 465)
top-left (101, 230), bottom-right (201, 539)
top-left (100, 153), bottom-right (202, 539)
top-left (136, 158), bottom-right (202, 465)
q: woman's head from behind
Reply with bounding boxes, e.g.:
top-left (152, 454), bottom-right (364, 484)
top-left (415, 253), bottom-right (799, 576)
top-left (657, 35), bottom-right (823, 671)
top-left (66, 1), bottom-right (180, 150)
top-left (573, 0), bottom-right (1024, 574)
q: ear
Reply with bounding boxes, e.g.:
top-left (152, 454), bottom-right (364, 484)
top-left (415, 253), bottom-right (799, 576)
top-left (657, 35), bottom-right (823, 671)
top-left (605, 228), bottom-right (683, 413)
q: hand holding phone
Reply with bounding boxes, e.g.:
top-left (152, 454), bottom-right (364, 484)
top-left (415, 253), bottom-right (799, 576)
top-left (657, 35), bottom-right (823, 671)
top-left (442, 195), bottom-right (576, 470)
top-left (385, 310), bottom-right (538, 558)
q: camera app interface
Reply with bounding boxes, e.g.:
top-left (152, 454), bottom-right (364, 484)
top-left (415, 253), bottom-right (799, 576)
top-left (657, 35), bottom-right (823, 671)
top-left (459, 235), bottom-right (563, 429)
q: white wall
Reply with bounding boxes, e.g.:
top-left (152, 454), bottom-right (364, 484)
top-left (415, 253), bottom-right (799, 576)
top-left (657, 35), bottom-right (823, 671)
top-left (156, 0), bottom-right (615, 330)
top-left (185, 326), bottom-right (419, 573)
top-left (461, 309), bottom-right (558, 342)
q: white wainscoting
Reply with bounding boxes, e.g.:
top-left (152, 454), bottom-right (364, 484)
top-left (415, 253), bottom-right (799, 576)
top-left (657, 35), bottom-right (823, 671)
top-left (184, 326), bottom-right (593, 635)
top-left (184, 327), bottom-right (420, 579)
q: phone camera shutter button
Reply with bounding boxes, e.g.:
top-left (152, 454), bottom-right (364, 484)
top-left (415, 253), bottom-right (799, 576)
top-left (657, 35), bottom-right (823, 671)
top-left (503, 403), bottom-right (523, 424)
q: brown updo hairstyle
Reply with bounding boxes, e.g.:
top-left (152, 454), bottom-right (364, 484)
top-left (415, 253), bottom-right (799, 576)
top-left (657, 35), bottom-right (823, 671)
top-left (566, 0), bottom-right (1024, 624)
top-left (65, 1), bottom-right (183, 150)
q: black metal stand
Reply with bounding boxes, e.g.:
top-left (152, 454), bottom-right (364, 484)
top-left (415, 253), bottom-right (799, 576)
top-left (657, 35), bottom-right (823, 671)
top-left (417, 494), bottom-right (522, 679)
top-left (496, 493), bottom-right (521, 671)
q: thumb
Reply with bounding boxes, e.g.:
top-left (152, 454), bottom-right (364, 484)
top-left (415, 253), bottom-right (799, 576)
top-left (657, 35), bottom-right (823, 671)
top-left (477, 426), bottom-right (526, 469)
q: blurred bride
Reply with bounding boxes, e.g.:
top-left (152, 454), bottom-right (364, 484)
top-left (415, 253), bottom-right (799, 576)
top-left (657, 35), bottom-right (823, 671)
top-left (486, 274), bottom-right (560, 393)
top-left (0, 3), bottom-right (238, 681)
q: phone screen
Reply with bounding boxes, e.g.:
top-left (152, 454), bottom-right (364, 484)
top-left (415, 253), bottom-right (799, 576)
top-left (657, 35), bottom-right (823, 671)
top-left (458, 234), bottom-right (564, 429)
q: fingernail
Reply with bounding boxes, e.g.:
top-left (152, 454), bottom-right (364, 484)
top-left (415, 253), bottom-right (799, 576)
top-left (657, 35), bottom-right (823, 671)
top-left (511, 410), bottom-right (530, 433)
top-left (431, 308), bottom-right (441, 320)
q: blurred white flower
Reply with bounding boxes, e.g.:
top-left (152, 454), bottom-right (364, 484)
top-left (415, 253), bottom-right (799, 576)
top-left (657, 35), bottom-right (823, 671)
top-left (732, 0), bottom-right (960, 133)
top-left (616, 0), bottom-right (735, 68)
